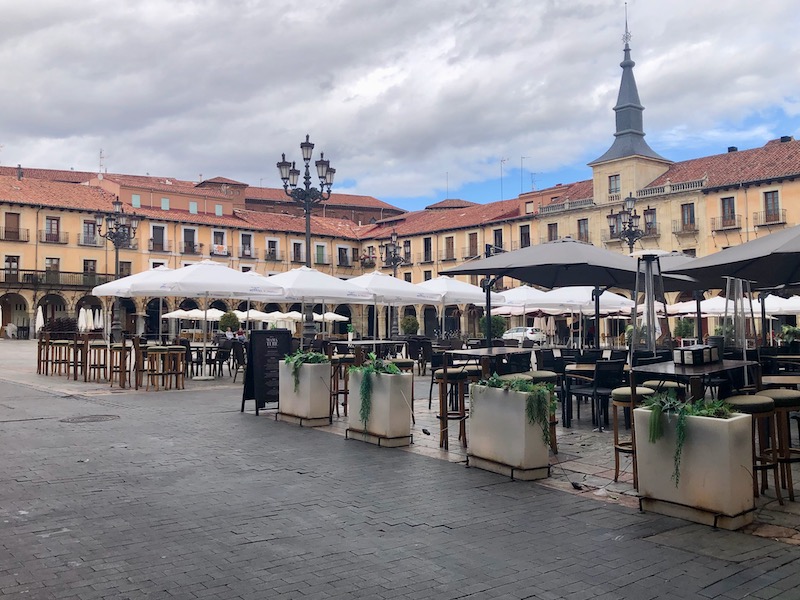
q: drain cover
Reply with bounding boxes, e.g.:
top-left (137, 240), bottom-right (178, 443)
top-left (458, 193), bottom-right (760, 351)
top-left (60, 415), bottom-right (120, 423)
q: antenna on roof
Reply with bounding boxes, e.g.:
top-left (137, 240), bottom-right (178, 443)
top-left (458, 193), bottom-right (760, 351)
top-left (99, 148), bottom-right (106, 175)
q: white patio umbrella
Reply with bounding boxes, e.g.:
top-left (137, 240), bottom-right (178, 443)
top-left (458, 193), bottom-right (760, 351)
top-left (77, 307), bottom-right (87, 332)
top-left (95, 309), bottom-right (104, 331)
top-left (266, 267), bottom-right (373, 345)
top-left (349, 271), bottom-right (441, 338)
top-left (417, 275), bottom-right (505, 337)
top-left (163, 309), bottom-right (191, 320)
top-left (533, 286), bottom-right (635, 315)
top-left (91, 265), bottom-right (174, 297)
top-left (85, 308), bottom-right (95, 331)
top-left (35, 306), bottom-right (44, 334)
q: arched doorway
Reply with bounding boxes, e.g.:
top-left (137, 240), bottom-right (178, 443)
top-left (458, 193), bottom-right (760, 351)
top-left (210, 299), bottom-right (228, 312)
top-left (0, 292), bottom-right (28, 338)
top-left (423, 305), bottom-right (438, 337)
top-left (146, 298), bottom-right (169, 341)
top-left (37, 293), bottom-right (67, 328)
top-left (333, 304), bottom-right (352, 336)
top-left (444, 306), bottom-right (461, 337)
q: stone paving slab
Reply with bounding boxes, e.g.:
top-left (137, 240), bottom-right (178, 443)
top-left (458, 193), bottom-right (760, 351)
top-left (2, 340), bottom-right (800, 598)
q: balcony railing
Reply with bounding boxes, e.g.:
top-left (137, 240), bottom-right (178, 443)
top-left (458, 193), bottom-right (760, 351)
top-left (239, 246), bottom-right (258, 259)
top-left (78, 234), bottom-right (101, 247)
top-left (290, 252), bottom-right (306, 264)
top-left (265, 249), bottom-right (283, 261)
top-left (360, 257), bottom-right (376, 268)
top-left (672, 220), bottom-right (698, 235)
top-left (0, 268), bottom-right (114, 289)
top-left (314, 256), bottom-right (330, 266)
top-left (0, 228), bottom-right (29, 242)
top-left (754, 210), bottom-right (787, 227)
top-left (418, 252), bottom-right (434, 264)
top-left (711, 215), bottom-right (742, 231)
top-left (148, 239), bottom-right (172, 252)
top-left (439, 250), bottom-right (457, 262)
top-left (182, 242), bottom-right (201, 255)
top-left (39, 230), bottom-right (68, 244)
top-left (338, 257), bottom-right (353, 268)
top-left (462, 246), bottom-right (479, 260)
top-left (210, 244), bottom-right (231, 257)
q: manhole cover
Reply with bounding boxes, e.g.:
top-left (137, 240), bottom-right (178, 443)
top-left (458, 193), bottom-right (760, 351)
top-left (60, 415), bottom-right (120, 424)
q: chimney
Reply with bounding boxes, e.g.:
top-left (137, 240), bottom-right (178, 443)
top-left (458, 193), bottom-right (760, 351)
top-left (727, 146), bottom-right (738, 153)
top-left (16, 164), bottom-right (23, 180)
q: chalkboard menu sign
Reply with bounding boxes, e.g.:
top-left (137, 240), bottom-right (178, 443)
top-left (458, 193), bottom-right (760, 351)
top-left (241, 329), bottom-right (292, 415)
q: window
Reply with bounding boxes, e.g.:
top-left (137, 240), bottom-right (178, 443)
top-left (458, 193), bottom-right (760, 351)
top-left (189, 201), bottom-right (198, 214)
top-left (764, 191), bottom-right (780, 222)
top-left (4, 255), bottom-right (19, 283)
top-left (525, 201), bottom-right (534, 214)
top-left (520, 224), bottom-right (530, 248)
top-left (493, 228), bottom-right (503, 251)
top-left (4, 213), bottom-right (20, 241)
top-left (444, 236), bottom-right (454, 260)
top-left (266, 239), bottom-right (278, 260)
top-left (241, 266), bottom-right (252, 272)
top-left (292, 242), bottom-right (303, 262)
top-left (45, 257), bottom-right (60, 271)
top-left (241, 233), bottom-right (253, 257)
top-left (643, 208), bottom-right (657, 234)
top-left (403, 240), bottom-right (411, 262)
top-left (404, 273), bottom-right (412, 283)
top-left (683, 249), bottom-right (696, 258)
top-left (119, 261), bottom-right (132, 277)
top-left (547, 223), bottom-right (558, 242)
top-left (721, 197), bottom-right (736, 228)
top-left (424, 270), bottom-right (432, 281)
top-left (82, 220), bottom-right (97, 245)
top-left (83, 259), bottom-right (96, 273)
top-left (149, 261), bottom-right (165, 270)
top-left (315, 244), bottom-right (326, 264)
top-left (468, 232), bottom-right (478, 257)
top-left (212, 231), bottom-right (227, 256)
top-left (338, 247), bottom-right (349, 266)
top-left (681, 203), bottom-right (695, 230)
top-left (215, 204), bottom-right (223, 217)
top-left (45, 216), bottom-right (60, 243)
top-left (183, 228), bottom-right (197, 253)
top-left (160, 197), bottom-right (169, 210)
top-left (608, 174), bottom-right (621, 194)
top-left (131, 194), bottom-right (141, 208)
top-left (351, 248), bottom-right (359, 263)
top-left (577, 218), bottom-right (589, 243)
top-left (423, 237), bottom-right (432, 262)
top-left (151, 225), bottom-right (165, 251)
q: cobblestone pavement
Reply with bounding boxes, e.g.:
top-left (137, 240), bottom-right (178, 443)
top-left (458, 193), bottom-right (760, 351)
top-left (2, 340), bottom-right (800, 599)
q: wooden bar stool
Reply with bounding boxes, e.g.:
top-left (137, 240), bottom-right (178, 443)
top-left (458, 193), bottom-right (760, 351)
top-left (146, 346), bottom-right (169, 391)
top-left (86, 341), bottom-right (109, 382)
top-left (611, 385), bottom-right (655, 489)
top-left (109, 342), bottom-right (130, 388)
top-left (166, 346), bottom-right (186, 390)
top-left (435, 369), bottom-right (470, 449)
top-left (50, 340), bottom-right (71, 376)
top-left (726, 394), bottom-right (783, 505)
top-left (37, 333), bottom-right (51, 375)
top-left (757, 387), bottom-right (800, 501)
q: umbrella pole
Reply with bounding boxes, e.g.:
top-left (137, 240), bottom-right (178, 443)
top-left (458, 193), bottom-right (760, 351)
top-left (158, 299), bottom-right (163, 343)
top-left (593, 286), bottom-right (601, 348)
top-left (194, 294), bottom-right (215, 381)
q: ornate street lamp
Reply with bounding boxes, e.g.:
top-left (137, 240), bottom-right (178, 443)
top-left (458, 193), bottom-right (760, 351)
top-left (379, 229), bottom-right (407, 337)
top-left (277, 134), bottom-right (335, 344)
top-left (96, 196), bottom-right (139, 342)
top-left (607, 192), bottom-right (648, 253)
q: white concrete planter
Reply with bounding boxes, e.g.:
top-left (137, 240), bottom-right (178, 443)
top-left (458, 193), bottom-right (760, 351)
top-left (634, 408), bottom-right (754, 530)
top-left (277, 360), bottom-right (331, 426)
top-left (347, 371), bottom-right (413, 447)
top-left (467, 384), bottom-right (551, 480)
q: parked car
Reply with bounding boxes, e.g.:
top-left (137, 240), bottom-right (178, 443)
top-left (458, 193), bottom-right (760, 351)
top-left (502, 327), bottom-right (547, 345)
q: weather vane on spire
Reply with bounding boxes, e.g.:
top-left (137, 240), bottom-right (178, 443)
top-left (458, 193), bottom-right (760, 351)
top-left (622, 2), bottom-right (631, 45)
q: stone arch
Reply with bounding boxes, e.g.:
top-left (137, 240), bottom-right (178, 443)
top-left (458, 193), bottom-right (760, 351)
top-left (37, 293), bottom-right (68, 326)
top-left (0, 292), bottom-right (29, 338)
top-left (332, 304), bottom-right (352, 336)
top-left (423, 305), bottom-right (438, 337)
top-left (210, 299), bottom-right (228, 312)
top-left (179, 298), bottom-right (199, 310)
top-left (145, 298), bottom-right (170, 340)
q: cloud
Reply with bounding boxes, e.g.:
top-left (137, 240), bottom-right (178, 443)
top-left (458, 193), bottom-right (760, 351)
top-left (0, 0), bottom-right (798, 207)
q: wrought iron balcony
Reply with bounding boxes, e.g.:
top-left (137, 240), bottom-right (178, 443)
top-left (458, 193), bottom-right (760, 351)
top-left (265, 249), bottom-right (283, 261)
top-left (239, 246), bottom-right (258, 259)
top-left (182, 242), bottom-right (201, 255)
top-left (754, 210), bottom-right (787, 227)
top-left (38, 230), bottom-right (69, 244)
top-left (0, 268), bottom-right (114, 289)
top-left (210, 244), bottom-right (231, 257)
top-left (439, 250), bottom-right (457, 262)
top-left (671, 220), bottom-right (698, 235)
top-left (0, 228), bottom-right (29, 242)
top-left (78, 234), bottom-right (103, 247)
top-left (148, 239), bottom-right (172, 252)
top-left (711, 215), bottom-right (742, 231)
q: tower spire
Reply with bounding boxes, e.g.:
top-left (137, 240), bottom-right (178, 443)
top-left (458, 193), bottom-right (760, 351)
top-left (588, 8), bottom-right (668, 166)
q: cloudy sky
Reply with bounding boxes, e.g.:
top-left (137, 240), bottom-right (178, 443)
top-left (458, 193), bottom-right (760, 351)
top-left (1, 0), bottom-right (798, 211)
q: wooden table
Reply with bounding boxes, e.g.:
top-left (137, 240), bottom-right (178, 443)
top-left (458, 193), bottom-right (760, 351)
top-left (631, 359), bottom-right (759, 402)
top-left (438, 347), bottom-right (533, 449)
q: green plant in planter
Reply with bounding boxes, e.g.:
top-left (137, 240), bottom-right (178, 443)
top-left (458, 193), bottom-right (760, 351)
top-left (475, 373), bottom-right (556, 446)
top-left (349, 352), bottom-right (401, 427)
top-left (478, 315), bottom-right (507, 339)
top-left (218, 311), bottom-right (240, 333)
top-left (780, 325), bottom-right (800, 346)
top-left (673, 318), bottom-right (695, 339)
top-left (284, 349), bottom-right (329, 392)
top-left (643, 391), bottom-right (733, 486)
top-left (400, 315), bottom-right (419, 335)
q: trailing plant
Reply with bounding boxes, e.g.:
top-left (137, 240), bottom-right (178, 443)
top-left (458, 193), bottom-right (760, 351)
top-left (284, 349), bottom-right (329, 393)
top-left (475, 373), bottom-right (556, 446)
top-left (349, 352), bottom-right (402, 427)
top-left (642, 391), bottom-right (733, 486)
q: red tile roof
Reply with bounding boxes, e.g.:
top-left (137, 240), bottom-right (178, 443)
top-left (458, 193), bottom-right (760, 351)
top-left (198, 177), bottom-right (247, 185)
top-left (424, 199), bottom-right (479, 209)
top-left (245, 186), bottom-right (402, 211)
top-left (0, 175), bottom-right (115, 210)
top-left (536, 180), bottom-right (594, 207)
top-left (0, 165), bottom-right (94, 184)
top-left (234, 209), bottom-right (364, 239)
top-left (647, 138), bottom-right (800, 189)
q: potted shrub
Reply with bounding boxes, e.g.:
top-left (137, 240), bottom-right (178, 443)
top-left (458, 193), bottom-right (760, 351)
top-left (478, 315), bottom-right (507, 340)
top-left (400, 315), bottom-right (419, 336)
top-left (673, 318), bottom-right (695, 343)
top-left (467, 373), bottom-right (555, 480)
top-left (779, 325), bottom-right (800, 353)
top-left (634, 392), bottom-right (753, 530)
top-left (347, 353), bottom-right (413, 446)
top-left (277, 349), bottom-right (331, 426)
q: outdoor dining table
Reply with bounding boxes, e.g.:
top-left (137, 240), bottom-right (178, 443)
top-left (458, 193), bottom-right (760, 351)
top-left (563, 362), bottom-right (631, 427)
top-left (438, 347), bottom-right (533, 449)
top-left (630, 359), bottom-right (760, 402)
top-left (332, 339), bottom-right (408, 357)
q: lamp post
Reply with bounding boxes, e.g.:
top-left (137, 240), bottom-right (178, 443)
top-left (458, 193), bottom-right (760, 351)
top-left (277, 134), bottom-right (335, 345)
top-left (379, 229), bottom-right (407, 338)
top-left (607, 192), bottom-right (652, 253)
top-left (96, 197), bottom-right (139, 342)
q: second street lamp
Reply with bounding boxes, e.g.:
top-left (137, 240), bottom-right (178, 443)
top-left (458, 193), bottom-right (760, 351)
top-left (277, 134), bottom-right (335, 345)
top-left (607, 192), bottom-right (650, 253)
top-left (96, 196), bottom-right (139, 342)
top-left (379, 229), bottom-right (407, 338)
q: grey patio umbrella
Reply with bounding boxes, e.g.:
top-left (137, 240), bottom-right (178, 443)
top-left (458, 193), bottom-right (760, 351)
top-left (665, 224), bottom-right (800, 289)
top-left (443, 237), bottom-right (695, 347)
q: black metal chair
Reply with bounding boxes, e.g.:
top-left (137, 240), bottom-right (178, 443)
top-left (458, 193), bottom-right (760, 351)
top-left (213, 339), bottom-right (232, 377)
top-left (568, 359), bottom-right (626, 432)
top-left (231, 340), bottom-right (246, 383)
